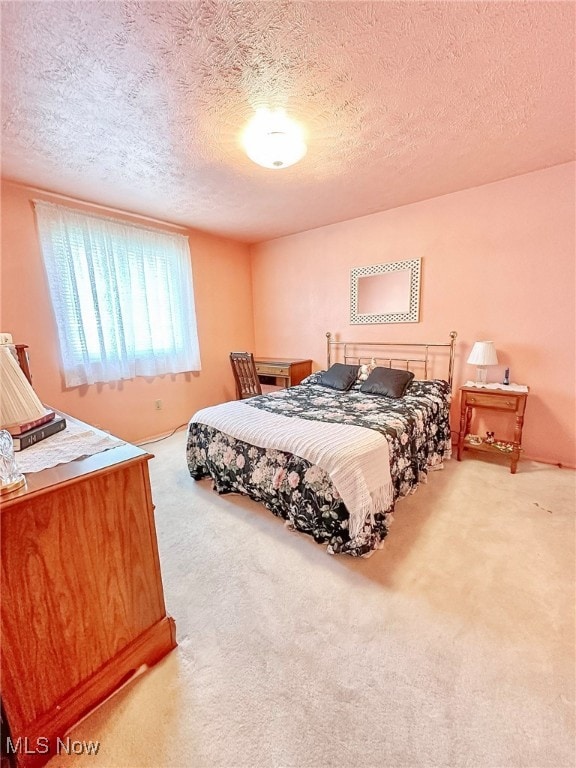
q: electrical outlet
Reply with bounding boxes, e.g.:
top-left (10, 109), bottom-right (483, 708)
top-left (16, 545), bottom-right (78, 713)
top-left (154, 399), bottom-right (163, 410)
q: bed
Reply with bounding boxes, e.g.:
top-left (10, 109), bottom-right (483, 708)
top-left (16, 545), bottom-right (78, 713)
top-left (187, 332), bottom-right (457, 557)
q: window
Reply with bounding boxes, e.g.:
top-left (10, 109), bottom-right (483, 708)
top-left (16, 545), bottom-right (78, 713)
top-left (34, 201), bottom-right (201, 387)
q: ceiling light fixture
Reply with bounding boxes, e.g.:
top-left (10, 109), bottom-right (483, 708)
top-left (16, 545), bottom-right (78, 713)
top-left (242, 108), bottom-right (307, 170)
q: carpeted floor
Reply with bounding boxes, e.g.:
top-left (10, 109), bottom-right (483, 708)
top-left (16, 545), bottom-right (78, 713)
top-left (48, 430), bottom-right (575, 768)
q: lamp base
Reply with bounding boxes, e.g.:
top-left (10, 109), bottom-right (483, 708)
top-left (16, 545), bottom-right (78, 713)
top-left (475, 366), bottom-right (488, 385)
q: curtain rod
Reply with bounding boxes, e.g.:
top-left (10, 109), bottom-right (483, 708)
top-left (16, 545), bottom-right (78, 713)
top-left (18, 182), bottom-right (189, 232)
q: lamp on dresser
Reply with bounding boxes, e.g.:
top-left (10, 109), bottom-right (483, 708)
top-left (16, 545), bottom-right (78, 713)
top-left (0, 343), bottom-right (52, 494)
top-left (467, 340), bottom-right (499, 385)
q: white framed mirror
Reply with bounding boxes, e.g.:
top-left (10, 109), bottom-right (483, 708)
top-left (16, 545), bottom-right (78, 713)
top-left (350, 258), bottom-right (421, 324)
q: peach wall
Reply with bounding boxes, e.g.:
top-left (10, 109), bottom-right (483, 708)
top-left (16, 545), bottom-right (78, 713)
top-left (0, 180), bottom-right (254, 443)
top-left (251, 162), bottom-right (576, 468)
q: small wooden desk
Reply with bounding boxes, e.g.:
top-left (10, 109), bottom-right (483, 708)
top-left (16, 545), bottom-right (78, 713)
top-left (457, 385), bottom-right (529, 473)
top-left (254, 358), bottom-right (312, 389)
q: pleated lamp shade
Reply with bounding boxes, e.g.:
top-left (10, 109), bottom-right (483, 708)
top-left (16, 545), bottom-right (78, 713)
top-left (0, 345), bottom-right (47, 428)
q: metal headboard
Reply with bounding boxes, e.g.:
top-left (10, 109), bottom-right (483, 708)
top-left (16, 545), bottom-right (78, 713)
top-left (326, 331), bottom-right (458, 389)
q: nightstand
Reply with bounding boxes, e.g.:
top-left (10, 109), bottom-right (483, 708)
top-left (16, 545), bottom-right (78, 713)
top-left (457, 385), bottom-right (529, 473)
top-left (254, 358), bottom-right (312, 389)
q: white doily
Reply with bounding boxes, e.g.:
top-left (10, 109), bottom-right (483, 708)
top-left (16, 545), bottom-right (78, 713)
top-left (463, 381), bottom-right (528, 392)
top-left (15, 419), bottom-right (125, 474)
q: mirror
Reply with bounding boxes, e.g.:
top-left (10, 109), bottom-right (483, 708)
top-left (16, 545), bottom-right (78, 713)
top-left (350, 258), bottom-right (421, 324)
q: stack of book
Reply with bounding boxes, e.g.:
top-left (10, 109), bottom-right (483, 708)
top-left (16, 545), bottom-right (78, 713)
top-left (6, 410), bottom-right (67, 451)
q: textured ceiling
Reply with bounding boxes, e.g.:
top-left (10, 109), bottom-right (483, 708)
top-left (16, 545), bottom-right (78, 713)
top-left (1, 1), bottom-right (574, 243)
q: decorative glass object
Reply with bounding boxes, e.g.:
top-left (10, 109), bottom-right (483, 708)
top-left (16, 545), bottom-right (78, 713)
top-left (242, 108), bottom-right (307, 169)
top-left (0, 429), bottom-right (26, 494)
top-left (0, 345), bottom-right (47, 426)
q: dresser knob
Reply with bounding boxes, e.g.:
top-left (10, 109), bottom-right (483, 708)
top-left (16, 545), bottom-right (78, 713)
top-left (506, 401), bottom-right (513, 407)
top-left (469, 397), bottom-right (475, 403)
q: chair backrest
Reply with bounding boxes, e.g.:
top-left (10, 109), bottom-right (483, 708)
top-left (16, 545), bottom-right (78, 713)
top-left (229, 352), bottom-right (262, 399)
top-left (14, 344), bottom-right (32, 385)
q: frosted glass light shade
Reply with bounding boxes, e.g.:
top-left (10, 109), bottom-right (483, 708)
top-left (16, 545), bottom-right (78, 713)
top-left (467, 341), bottom-right (499, 384)
top-left (242, 108), bottom-right (307, 169)
top-left (0, 429), bottom-right (25, 494)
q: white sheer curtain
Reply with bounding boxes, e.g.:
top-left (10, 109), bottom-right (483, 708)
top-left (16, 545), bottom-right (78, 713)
top-left (35, 201), bottom-right (201, 387)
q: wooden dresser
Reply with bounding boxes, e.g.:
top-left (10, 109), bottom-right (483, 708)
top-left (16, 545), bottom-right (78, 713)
top-left (254, 358), bottom-right (312, 389)
top-left (0, 421), bottom-right (176, 767)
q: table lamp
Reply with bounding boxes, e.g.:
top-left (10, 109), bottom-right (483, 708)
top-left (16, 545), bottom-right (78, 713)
top-left (0, 344), bottom-right (50, 494)
top-left (467, 341), bottom-right (499, 385)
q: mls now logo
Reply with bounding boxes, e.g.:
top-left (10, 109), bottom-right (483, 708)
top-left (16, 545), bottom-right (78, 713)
top-left (5, 736), bottom-right (100, 756)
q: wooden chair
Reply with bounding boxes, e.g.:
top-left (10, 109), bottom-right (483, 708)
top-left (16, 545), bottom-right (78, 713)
top-left (230, 352), bottom-right (262, 400)
top-left (15, 344), bottom-right (32, 385)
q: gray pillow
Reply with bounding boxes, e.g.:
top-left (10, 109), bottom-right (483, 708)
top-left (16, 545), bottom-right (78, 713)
top-left (320, 363), bottom-right (360, 391)
top-left (360, 367), bottom-right (415, 398)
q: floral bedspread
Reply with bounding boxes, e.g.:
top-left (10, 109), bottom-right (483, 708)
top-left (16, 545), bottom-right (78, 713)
top-left (186, 374), bottom-right (452, 556)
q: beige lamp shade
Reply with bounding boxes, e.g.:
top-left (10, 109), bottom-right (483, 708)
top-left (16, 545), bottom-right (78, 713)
top-left (0, 345), bottom-right (47, 428)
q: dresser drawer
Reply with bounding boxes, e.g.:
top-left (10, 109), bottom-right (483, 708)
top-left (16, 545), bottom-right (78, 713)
top-left (464, 392), bottom-right (518, 410)
top-left (256, 364), bottom-right (289, 377)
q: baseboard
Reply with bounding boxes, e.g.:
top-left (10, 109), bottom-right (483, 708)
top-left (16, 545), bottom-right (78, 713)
top-left (5, 617), bottom-right (176, 768)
